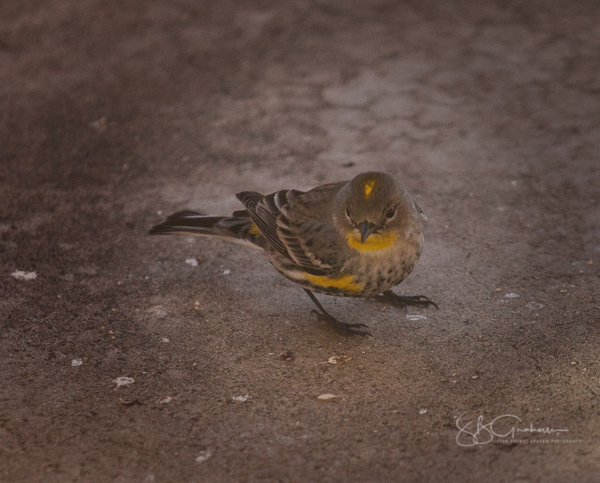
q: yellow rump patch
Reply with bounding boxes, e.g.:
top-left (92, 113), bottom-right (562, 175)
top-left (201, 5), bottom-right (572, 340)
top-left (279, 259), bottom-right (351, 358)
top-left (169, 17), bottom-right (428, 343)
top-left (363, 180), bottom-right (376, 199)
top-left (248, 223), bottom-right (260, 236)
top-left (346, 231), bottom-right (398, 252)
top-left (304, 273), bottom-right (364, 293)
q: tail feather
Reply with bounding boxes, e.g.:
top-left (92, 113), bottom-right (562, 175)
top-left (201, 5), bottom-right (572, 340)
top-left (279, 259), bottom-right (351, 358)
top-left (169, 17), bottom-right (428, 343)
top-left (149, 210), bottom-right (260, 248)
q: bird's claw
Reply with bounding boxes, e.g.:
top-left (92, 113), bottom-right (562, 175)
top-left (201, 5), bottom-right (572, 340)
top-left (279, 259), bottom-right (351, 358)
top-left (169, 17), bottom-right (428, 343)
top-left (376, 291), bottom-right (439, 310)
top-left (311, 309), bottom-right (372, 337)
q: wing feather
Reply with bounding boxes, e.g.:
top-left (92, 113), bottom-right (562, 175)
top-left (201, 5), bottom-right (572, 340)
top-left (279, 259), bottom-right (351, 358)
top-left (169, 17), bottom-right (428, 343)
top-left (236, 190), bottom-right (300, 260)
top-left (236, 188), bottom-right (336, 275)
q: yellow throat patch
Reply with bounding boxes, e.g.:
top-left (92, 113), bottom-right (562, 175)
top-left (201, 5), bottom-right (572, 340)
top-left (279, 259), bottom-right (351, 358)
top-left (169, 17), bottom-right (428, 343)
top-left (346, 231), bottom-right (398, 252)
top-left (363, 180), bottom-right (376, 199)
top-left (303, 273), bottom-right (364, 293)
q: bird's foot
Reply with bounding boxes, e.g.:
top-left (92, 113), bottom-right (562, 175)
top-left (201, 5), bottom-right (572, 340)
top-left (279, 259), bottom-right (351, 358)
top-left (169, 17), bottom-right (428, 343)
top-left (374, 290), bottom-right (438, 310)
top-left (310, 309), bottom-right (373, 337)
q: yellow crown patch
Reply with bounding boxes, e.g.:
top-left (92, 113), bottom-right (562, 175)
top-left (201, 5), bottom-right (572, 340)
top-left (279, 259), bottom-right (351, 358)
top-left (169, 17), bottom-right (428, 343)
top-left (364, 180), bottom-right (376, 199)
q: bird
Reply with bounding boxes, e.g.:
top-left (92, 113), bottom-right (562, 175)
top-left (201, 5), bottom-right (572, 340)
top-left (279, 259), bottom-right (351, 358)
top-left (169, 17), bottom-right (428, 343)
top-left (149, 171), bottom-right (436, 336)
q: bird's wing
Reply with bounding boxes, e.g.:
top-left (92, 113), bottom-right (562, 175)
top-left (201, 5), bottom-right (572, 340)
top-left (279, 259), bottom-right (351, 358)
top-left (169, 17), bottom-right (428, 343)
top-left (278, 182), bottom-right (347, 275)
top-left (237, 185), bottom-right (344, 276)
top-left (236, 189), bottom-right (302, 262)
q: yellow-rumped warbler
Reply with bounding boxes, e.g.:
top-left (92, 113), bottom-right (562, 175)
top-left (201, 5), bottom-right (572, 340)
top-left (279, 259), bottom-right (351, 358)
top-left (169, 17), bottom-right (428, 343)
top-left (150, 171), bottom-right (436, 336)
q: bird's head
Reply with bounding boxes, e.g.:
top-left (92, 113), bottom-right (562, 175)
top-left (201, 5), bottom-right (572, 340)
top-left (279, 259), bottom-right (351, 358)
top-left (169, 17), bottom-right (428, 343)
top-left (334, 172), bottom-right (420, 251)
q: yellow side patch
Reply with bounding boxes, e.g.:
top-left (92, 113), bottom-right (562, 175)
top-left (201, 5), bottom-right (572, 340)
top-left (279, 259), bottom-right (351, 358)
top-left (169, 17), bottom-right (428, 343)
top-left (364, 180), bottom-right (376, 199)
top-left (304, 273), bottom-right (364, 293)
top-left (248, 223), bottom-right (260, 236)
top-left (346, 231), bottom-right (398, 252)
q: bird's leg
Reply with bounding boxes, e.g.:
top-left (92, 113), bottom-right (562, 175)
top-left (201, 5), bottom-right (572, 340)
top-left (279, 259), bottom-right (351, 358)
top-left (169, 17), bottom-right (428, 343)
top-left (373, 290), bottom-right (438, 310)
top-left (303, 289), bottom-right (372, 337)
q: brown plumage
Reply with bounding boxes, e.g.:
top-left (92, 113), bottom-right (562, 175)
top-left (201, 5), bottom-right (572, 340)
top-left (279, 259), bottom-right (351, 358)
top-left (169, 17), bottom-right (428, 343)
top-left (150, 172), bottom-right (437, 336)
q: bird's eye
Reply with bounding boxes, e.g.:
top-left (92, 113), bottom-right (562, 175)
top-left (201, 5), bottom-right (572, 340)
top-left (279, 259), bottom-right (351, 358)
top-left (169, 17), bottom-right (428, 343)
top-left (345, 207), bottom-right (352, 220)
top-left (385, 207), bottom-right (396, 219)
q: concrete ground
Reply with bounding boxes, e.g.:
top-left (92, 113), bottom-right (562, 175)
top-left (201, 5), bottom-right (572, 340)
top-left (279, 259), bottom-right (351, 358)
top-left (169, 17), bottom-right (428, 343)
top-left (1, 1), bottom-right (599, 482)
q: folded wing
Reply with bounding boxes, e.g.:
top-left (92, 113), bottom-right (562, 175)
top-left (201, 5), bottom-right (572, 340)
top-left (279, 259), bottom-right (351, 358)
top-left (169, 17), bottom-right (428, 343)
top-left (237, 189), bottom-right (339, 276)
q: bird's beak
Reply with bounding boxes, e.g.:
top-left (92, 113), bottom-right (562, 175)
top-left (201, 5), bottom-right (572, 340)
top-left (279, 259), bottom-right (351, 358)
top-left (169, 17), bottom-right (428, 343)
top-left (359, 221), bottom-right (376, 243)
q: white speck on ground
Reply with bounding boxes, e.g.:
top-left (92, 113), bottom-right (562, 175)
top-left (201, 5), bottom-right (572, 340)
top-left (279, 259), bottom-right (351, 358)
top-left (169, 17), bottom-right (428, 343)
top-left (527, 301), bottom-right (545, 310)
top-left (505, 293), bottom-right (521, 299)
top-left (406, 314), bottom-right (428, 321)
top-left (195, 449), bottom-right (213, 463)
top-left (232, 394), bottom-right (250, 402)
top-left (71, 358), bottom-right (83, 367)
top-left (11, 271), bottom-right (37, 280)
top-left (148, 306), bottom-right (167, 317)
top-left (113, 377), bottom-right (135, 388)
top-left (185, 258), bottom-right (198, 267)
top-left (326, 356), bottom-right (351, 365)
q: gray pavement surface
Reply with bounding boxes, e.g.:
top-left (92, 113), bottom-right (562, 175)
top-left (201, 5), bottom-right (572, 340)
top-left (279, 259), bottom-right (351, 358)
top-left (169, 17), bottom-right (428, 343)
top-left (1, 1), bottom-right (600, 482)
